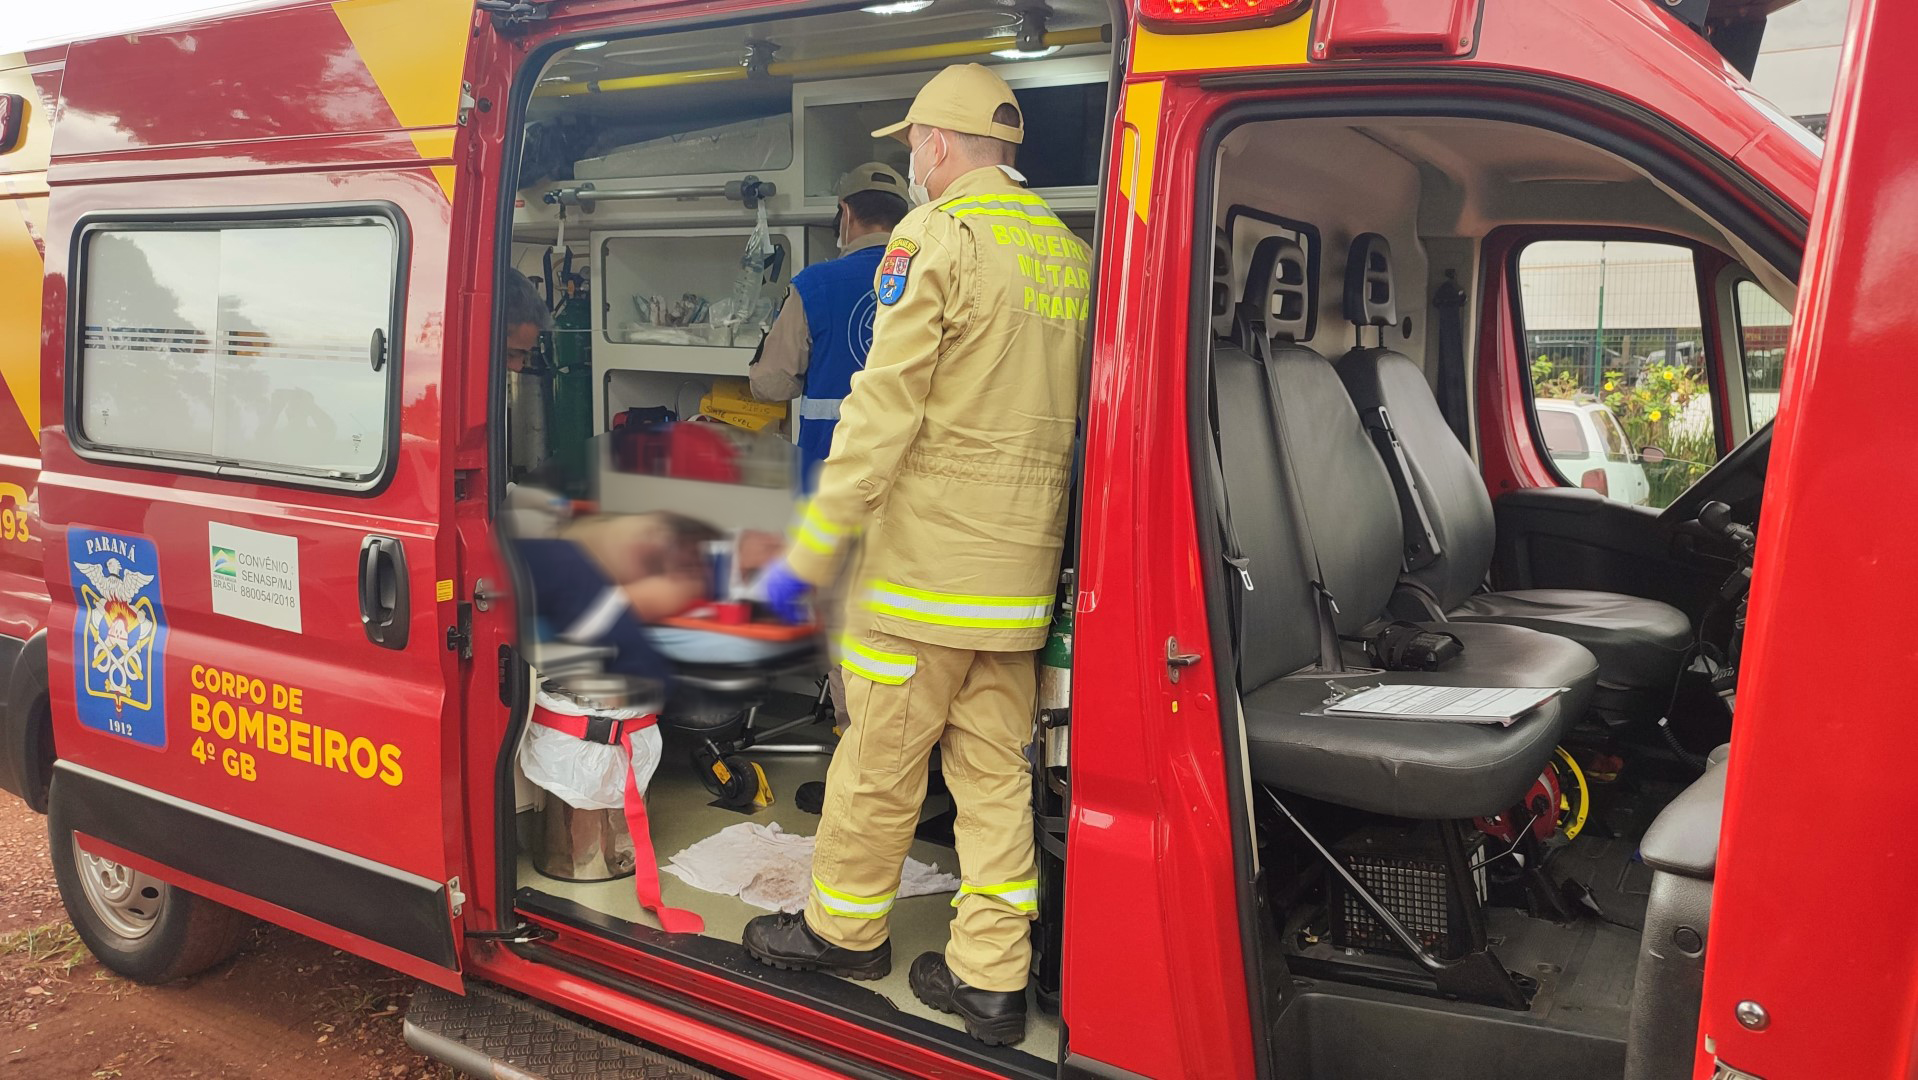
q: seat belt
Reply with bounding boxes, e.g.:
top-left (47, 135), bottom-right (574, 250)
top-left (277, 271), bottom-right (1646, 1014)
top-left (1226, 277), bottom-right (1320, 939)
top-left (1203, 365), bottom-right (1253, 672)
top-left (1433, 272), bottom-right (1472, 449)
top-left (1247, 333), bottom-right (1345, 674)
top-left (1359, 405), bottom-right (1444, 572)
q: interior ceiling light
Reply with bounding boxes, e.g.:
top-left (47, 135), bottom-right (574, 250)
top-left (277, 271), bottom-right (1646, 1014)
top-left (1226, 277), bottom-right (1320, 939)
top-left (573, 40), bottom-right (609, 51)
top-left (862, 0), bottom-right (935, 13)
top-left (992, 7), bottom-right (1060, 59)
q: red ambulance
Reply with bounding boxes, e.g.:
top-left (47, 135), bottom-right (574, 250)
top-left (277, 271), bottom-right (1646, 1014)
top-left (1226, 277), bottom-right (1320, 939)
top-left (0, 0), bottom-right (1908, 1076)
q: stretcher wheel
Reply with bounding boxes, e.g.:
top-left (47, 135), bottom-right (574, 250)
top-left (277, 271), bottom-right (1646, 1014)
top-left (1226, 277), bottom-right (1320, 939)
top-left (693, 746), bottom-right (760, 809)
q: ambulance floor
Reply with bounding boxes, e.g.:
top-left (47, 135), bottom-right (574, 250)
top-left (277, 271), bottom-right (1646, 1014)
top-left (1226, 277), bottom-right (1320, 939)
top-left (517, 753), bottom-right (1064, 1065)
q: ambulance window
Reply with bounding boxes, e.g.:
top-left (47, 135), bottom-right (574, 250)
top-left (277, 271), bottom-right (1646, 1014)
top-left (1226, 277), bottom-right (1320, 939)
top-left (1516, 239), bottom-right (1717, 510)
top-left (1733, 280), bottom-right (1790, 430)
top-left (76, 216), bottom-right (399, 485)
top-left (1008, 84), bottom-right (1105, 189)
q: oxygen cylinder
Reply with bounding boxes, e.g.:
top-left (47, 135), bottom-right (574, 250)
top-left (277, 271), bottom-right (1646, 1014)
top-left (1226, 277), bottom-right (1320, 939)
top-left (549, 283), bottom-right (595, 498)
top-left (1031, 568), bottom-right (1075, 1012)
top-left (1037, 569), bottom-right (1073, 770)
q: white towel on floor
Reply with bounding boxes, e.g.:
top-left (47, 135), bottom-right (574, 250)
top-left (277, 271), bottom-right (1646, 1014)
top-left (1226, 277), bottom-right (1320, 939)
top-left (663, 822), bottom-right (961, 913)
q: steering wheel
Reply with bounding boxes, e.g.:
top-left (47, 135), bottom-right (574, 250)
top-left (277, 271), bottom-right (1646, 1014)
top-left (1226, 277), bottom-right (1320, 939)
top-left (1657, 420), bottom-right (1774, 527)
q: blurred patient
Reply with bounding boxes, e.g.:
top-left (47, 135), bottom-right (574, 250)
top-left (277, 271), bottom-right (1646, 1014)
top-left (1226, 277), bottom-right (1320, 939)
top-left (517, 512), bottom-right (722, 683)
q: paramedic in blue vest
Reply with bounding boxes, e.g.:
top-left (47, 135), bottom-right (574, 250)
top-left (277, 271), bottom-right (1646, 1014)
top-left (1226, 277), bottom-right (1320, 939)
top-left (750, 162), bottom-right (911, 493)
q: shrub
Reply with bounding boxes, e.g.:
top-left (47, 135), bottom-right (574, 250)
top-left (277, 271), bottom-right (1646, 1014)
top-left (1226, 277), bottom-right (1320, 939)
top-left (1531, 356), bottom-right (1718, 507)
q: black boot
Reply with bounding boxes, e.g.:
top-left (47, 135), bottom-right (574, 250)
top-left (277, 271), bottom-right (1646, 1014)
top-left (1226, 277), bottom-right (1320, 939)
top-left (908, 952), bottom-right (1027, 1047)
top-left (742, 912), bottom-right (890, 981)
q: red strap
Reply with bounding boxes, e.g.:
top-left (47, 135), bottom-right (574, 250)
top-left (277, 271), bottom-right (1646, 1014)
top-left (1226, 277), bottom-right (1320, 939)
top-left (531, 707), bottom-right (658, 743)
top-left (622, 756), bottom-right (704, 934)
top-left (530, 707), bottom-right (699, 932)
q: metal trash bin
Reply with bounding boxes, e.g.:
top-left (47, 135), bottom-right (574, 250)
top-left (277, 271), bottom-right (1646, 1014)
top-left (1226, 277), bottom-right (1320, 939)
top-left (535, 796), bottom-right (637, 882)
top-left (525, 675), bottom-right (664, 883)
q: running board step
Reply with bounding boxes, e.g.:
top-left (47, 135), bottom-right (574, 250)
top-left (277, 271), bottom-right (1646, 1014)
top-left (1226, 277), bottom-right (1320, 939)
top-left (404, 981), bottom-right (719, 1080)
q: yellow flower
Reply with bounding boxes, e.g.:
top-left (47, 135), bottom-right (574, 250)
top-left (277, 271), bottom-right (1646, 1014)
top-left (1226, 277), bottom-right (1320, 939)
top-left (1661, 369), bottom-right (1677, 382)
top-left (1603, 381), bottom-right (1615, 391)
top-left (1648, 409), bottom-right (1663, 422)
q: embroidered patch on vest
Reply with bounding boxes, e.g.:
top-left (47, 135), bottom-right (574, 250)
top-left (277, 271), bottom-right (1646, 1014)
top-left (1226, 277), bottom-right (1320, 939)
top-left (877, 239), bottom-right (919, 305)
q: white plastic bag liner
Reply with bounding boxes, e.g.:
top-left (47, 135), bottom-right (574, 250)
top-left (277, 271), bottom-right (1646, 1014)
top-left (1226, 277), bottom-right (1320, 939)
top-left (574, 115), bottom-right (793, 181)
top-left (518, 687), bottom-right (663, 811)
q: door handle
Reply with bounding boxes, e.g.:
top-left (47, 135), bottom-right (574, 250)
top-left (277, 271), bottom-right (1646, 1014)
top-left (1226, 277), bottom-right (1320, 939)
top-left (358, 535), bottom-right (410, 650)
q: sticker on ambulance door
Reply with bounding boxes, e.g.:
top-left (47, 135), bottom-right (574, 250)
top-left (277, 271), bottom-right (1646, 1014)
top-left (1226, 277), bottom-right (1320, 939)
top-left (208, 523), bottom-right (303, 633)
top-left (69, 530), bottom-right (169, 749)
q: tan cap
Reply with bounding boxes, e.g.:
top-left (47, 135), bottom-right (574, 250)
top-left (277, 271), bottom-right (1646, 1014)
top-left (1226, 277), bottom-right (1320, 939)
top-left (871, 63), bottom-right (1024, 145)
top-left (835, 162), bottom-right (909, 202)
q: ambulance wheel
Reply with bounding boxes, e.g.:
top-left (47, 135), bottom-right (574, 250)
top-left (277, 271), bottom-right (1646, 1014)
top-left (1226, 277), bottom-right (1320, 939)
top-left (48, 797), bottom-right (253, 984)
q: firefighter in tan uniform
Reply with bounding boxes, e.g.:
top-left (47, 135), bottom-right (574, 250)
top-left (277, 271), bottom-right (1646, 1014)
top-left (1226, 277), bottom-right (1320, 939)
top-left (744, 64), bottom-right (1089, 1047)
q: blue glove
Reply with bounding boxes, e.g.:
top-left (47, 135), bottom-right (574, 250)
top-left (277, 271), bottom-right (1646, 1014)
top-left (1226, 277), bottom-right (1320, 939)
top-left (759, 559), bottom-right (813, 625)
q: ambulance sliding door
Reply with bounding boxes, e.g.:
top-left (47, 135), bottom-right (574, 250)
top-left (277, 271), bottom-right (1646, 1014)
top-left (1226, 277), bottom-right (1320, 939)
top-left (36, 0), bottom-right (476, 990)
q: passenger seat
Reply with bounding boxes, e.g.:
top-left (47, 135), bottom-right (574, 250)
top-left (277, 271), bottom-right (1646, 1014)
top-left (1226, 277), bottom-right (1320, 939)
top-left (1213, 235), bottom-right (1597, 819)
top-left (1334, 234), bottom-right (1692, 728)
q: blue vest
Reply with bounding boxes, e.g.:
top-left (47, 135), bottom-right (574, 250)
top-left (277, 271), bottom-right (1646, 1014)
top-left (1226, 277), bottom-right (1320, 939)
top-left (792, 243), bottom-right (886, 491)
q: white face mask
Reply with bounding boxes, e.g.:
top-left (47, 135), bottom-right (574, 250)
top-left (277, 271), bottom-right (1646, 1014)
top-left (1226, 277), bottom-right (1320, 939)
top-left (907, 130), bottom-right (941, 206)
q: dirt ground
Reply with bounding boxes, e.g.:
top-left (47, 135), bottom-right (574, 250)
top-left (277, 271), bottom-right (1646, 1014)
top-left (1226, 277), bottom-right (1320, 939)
top-left (0, 796), bottom-right (453, 1079)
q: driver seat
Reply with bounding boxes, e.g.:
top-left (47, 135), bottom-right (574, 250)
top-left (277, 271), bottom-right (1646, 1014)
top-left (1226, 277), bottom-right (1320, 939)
top-left (1333, 234), bottom-right (1692, 727)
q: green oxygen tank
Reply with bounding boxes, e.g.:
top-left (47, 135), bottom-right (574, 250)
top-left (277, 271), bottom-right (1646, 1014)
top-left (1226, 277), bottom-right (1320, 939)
top-left (549, 284), bottom-right (595, 498)
top-left (1037, 568), bottom-right (1074, 769)
top-left (1031, 567), bottom-right (1073, 1011)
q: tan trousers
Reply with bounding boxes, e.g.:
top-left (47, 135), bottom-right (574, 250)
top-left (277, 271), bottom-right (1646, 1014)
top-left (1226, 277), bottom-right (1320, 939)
top-left (804, 626), bottom-right (1039, 992)
top-left (818, 540), bottom-right (855, 731)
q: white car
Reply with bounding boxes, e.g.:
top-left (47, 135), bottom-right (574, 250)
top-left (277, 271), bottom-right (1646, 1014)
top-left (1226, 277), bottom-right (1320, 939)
top-left (1535, 398), bottom-right (1653, 506)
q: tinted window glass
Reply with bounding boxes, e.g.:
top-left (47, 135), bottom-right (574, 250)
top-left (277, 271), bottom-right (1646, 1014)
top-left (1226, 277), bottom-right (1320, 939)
top-left (1734, 280), bottom-right (1791, 430)
top-left (79, 219), bottom-right (398, 481)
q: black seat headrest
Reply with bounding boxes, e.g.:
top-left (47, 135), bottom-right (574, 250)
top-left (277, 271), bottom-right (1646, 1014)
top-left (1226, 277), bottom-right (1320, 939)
top-left (1211, 226), bottom-right (1236, 340)
top-left (1241, 234), bottom-right (1312, 345)
top-left (1344, 232), bottom-right (1397, 329)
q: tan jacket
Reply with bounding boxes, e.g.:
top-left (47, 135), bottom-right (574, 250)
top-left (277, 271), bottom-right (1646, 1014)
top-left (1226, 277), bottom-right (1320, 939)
top-left (786, 166), bottom-right (1091, 651)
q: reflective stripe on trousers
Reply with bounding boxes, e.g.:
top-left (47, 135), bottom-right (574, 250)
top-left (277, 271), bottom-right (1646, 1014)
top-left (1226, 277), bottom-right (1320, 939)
top-left (953, 878), bottom-right (1039, 913)
top-left (866, 581), bottom-right (1052, 630)
top-left (812, 877), bottom-right (895, 919)
top-left (839, 636), bottom-right (917, 685)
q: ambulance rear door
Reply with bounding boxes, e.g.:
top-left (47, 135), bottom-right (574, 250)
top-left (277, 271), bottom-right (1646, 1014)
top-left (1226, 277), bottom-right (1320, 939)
top-left (36, 0), bottom-right (481, 991)
top-left (1701, 0), bottom-right (1918, 1074)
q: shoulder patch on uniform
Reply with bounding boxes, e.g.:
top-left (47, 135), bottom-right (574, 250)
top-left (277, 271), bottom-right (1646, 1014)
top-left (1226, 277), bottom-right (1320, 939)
top-left (877, 239), bottom-right (918, 306)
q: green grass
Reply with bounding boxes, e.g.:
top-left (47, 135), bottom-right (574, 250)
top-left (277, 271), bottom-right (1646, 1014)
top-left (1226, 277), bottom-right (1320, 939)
top-left (1, 921), bottom-right (90, 976)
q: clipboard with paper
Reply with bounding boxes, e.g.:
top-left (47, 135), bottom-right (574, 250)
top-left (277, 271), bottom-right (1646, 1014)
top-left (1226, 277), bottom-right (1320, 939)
top-left (1322, 684), bottom-right (1567, 727)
